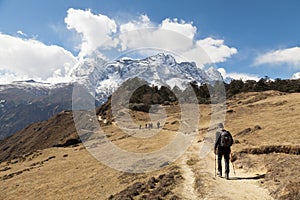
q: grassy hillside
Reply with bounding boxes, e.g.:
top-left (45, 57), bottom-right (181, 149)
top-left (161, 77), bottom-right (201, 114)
top-left (0, 91), bottom-right (299, 199)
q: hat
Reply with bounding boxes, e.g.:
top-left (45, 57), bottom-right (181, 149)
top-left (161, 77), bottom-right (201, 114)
top-left (218, 123), bottom-right (224, 128)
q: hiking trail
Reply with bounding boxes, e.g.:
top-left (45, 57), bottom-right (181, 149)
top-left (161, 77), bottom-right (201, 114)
top-left (178, 137), bottom-right (274, 200)
top-left (180, 150), bottom-right (199, 200)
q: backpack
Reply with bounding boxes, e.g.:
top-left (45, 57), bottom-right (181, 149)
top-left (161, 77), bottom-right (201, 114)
top-left (220, 130), bottom-right (233, 147)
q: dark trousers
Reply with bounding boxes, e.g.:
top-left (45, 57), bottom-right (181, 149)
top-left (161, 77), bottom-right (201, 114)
top-left (217, 149), bottom-right (230, 174)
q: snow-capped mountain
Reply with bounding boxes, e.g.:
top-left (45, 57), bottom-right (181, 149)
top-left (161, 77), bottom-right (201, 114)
top-left (0, 79), bottom-right (69, 94)
top-left (205, 66), bottom-right (223, 81)
top-left (0, 81), bottom-right (75, 140)
top-left (291, 72), bottom-right (300, 80)
top-left (71, 53), bottom-right (223, 103)
top-left (0, 53), bottom-right (223, 139)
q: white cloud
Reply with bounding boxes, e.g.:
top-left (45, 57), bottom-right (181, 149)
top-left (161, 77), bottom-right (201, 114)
top-left (160, 18), bottom-right (196, 39)
top-left (0, 33), bottom-right (77, 84)
top-left (0, 9), bottom-right (238, 84)
top-left (0, 69), bottom-right (30, 84)
top-left (218, 68), bottom-right (260, 81)
top-left (217, 68), bottom-right (227, 78)
top-left (65, 9), bottom-right (237, 67)
top-left (180, 38), bottom-right (237, 67)
top-left (65, 8), bottom-right (117, 58)
top-left (227, 73), bottom-right (260, 82)
top-left (255, 47), bottom-right (300, 68)
top-left (120, 14), bottom-right (152, 32)
top-left (118, 27), bottom-right (194, 54)
top-left (17, 30), bottom-right (27, 36)
top-left (196, 38), bottom-right (237, 63)
top-left (117, 15), bottom-right (237, 67)
top-left (291, 72), bottom-right (300, 80)
top-left (118, 14), bottom-right (158, 51)
top-left (118, 16), bottom-right (197, 58)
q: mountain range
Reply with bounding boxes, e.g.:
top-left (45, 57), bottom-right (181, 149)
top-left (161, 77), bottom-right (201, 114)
top-left (0, 53), bottom-right (299, 199)
top-left (73, 53), bottom-right (223, 104)
top-left (0, 53), bottom-right (222, 140)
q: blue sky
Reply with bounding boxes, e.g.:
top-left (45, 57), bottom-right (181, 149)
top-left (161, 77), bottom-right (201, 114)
top-left (1, 0), bottom-right (300, 83)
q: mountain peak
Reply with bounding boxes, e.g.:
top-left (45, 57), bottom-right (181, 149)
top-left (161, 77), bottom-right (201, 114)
top-left (71, 53), bottom-right (224, 104)
top-left (205, 67), bottom-right (223, 81)
top-left (145, 53), bottom-right (176, 65)
top-left (13, 79), bottom-right (45, 84)
top-left (148, 52), bottom-right (166, 59)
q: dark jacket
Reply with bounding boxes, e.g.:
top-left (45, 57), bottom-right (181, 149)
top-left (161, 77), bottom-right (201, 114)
top-left (214, 129), bottom-right (233, 153)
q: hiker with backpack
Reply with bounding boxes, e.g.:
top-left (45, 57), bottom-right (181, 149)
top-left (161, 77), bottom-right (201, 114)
top-left (214, 123), bottom-right (233, 179)
top-left (157, 121), bottom-right (160, 129)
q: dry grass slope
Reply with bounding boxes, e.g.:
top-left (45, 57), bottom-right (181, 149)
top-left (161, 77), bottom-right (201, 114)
top-left (0, 90), bottom-right (299, 199)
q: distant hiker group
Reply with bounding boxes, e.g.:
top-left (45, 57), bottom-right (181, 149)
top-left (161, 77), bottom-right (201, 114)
top-left (139, 121), bottom-right (161, 129)
top-left (214, 123), bottom-right (234, 180)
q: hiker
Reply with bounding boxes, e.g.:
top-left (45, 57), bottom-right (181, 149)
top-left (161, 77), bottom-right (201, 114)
top-left (157, 121), bottom-right (160, 129)
top-left (139, 124), bottom-right (142, 129)
top-left (214, 123), bottom-right (233, 179)
top-left (145, 124), bottom-right (148, 129)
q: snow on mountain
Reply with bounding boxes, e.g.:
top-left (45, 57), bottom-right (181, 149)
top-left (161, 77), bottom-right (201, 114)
top-left (291, 72), bottom-right (300, 80)
top-left (0, 53), bottom-right (223, 96)
top-left (0, 78), bottom-right (72, 91)
top-left (71, 53), bottom-right (223, 103)
top-left (223, 76), bottom-right (234, 84)
top-left (206, 66), bottom-right (224, 81)
top-left (0, 53), bottom-right (223, 138)
top-left (0, 99), bottom-right (5, 108)
top-left (0, 53), bottom-right (223, 104)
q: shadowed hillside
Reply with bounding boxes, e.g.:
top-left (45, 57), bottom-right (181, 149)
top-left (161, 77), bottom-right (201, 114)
top-left (0, 84), bottom-right (74, 140)
top-left (0, 111), bottom-right (79, 162)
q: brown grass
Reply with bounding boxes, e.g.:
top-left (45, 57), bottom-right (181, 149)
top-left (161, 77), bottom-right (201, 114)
top-left (0, 90), bottom-right (299, 199)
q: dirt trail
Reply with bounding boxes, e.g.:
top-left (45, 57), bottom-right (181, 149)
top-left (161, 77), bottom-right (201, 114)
top-left (180, 151), bottom-right (199, 200)
top-left (178, 139), bottom-right (273, 200)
